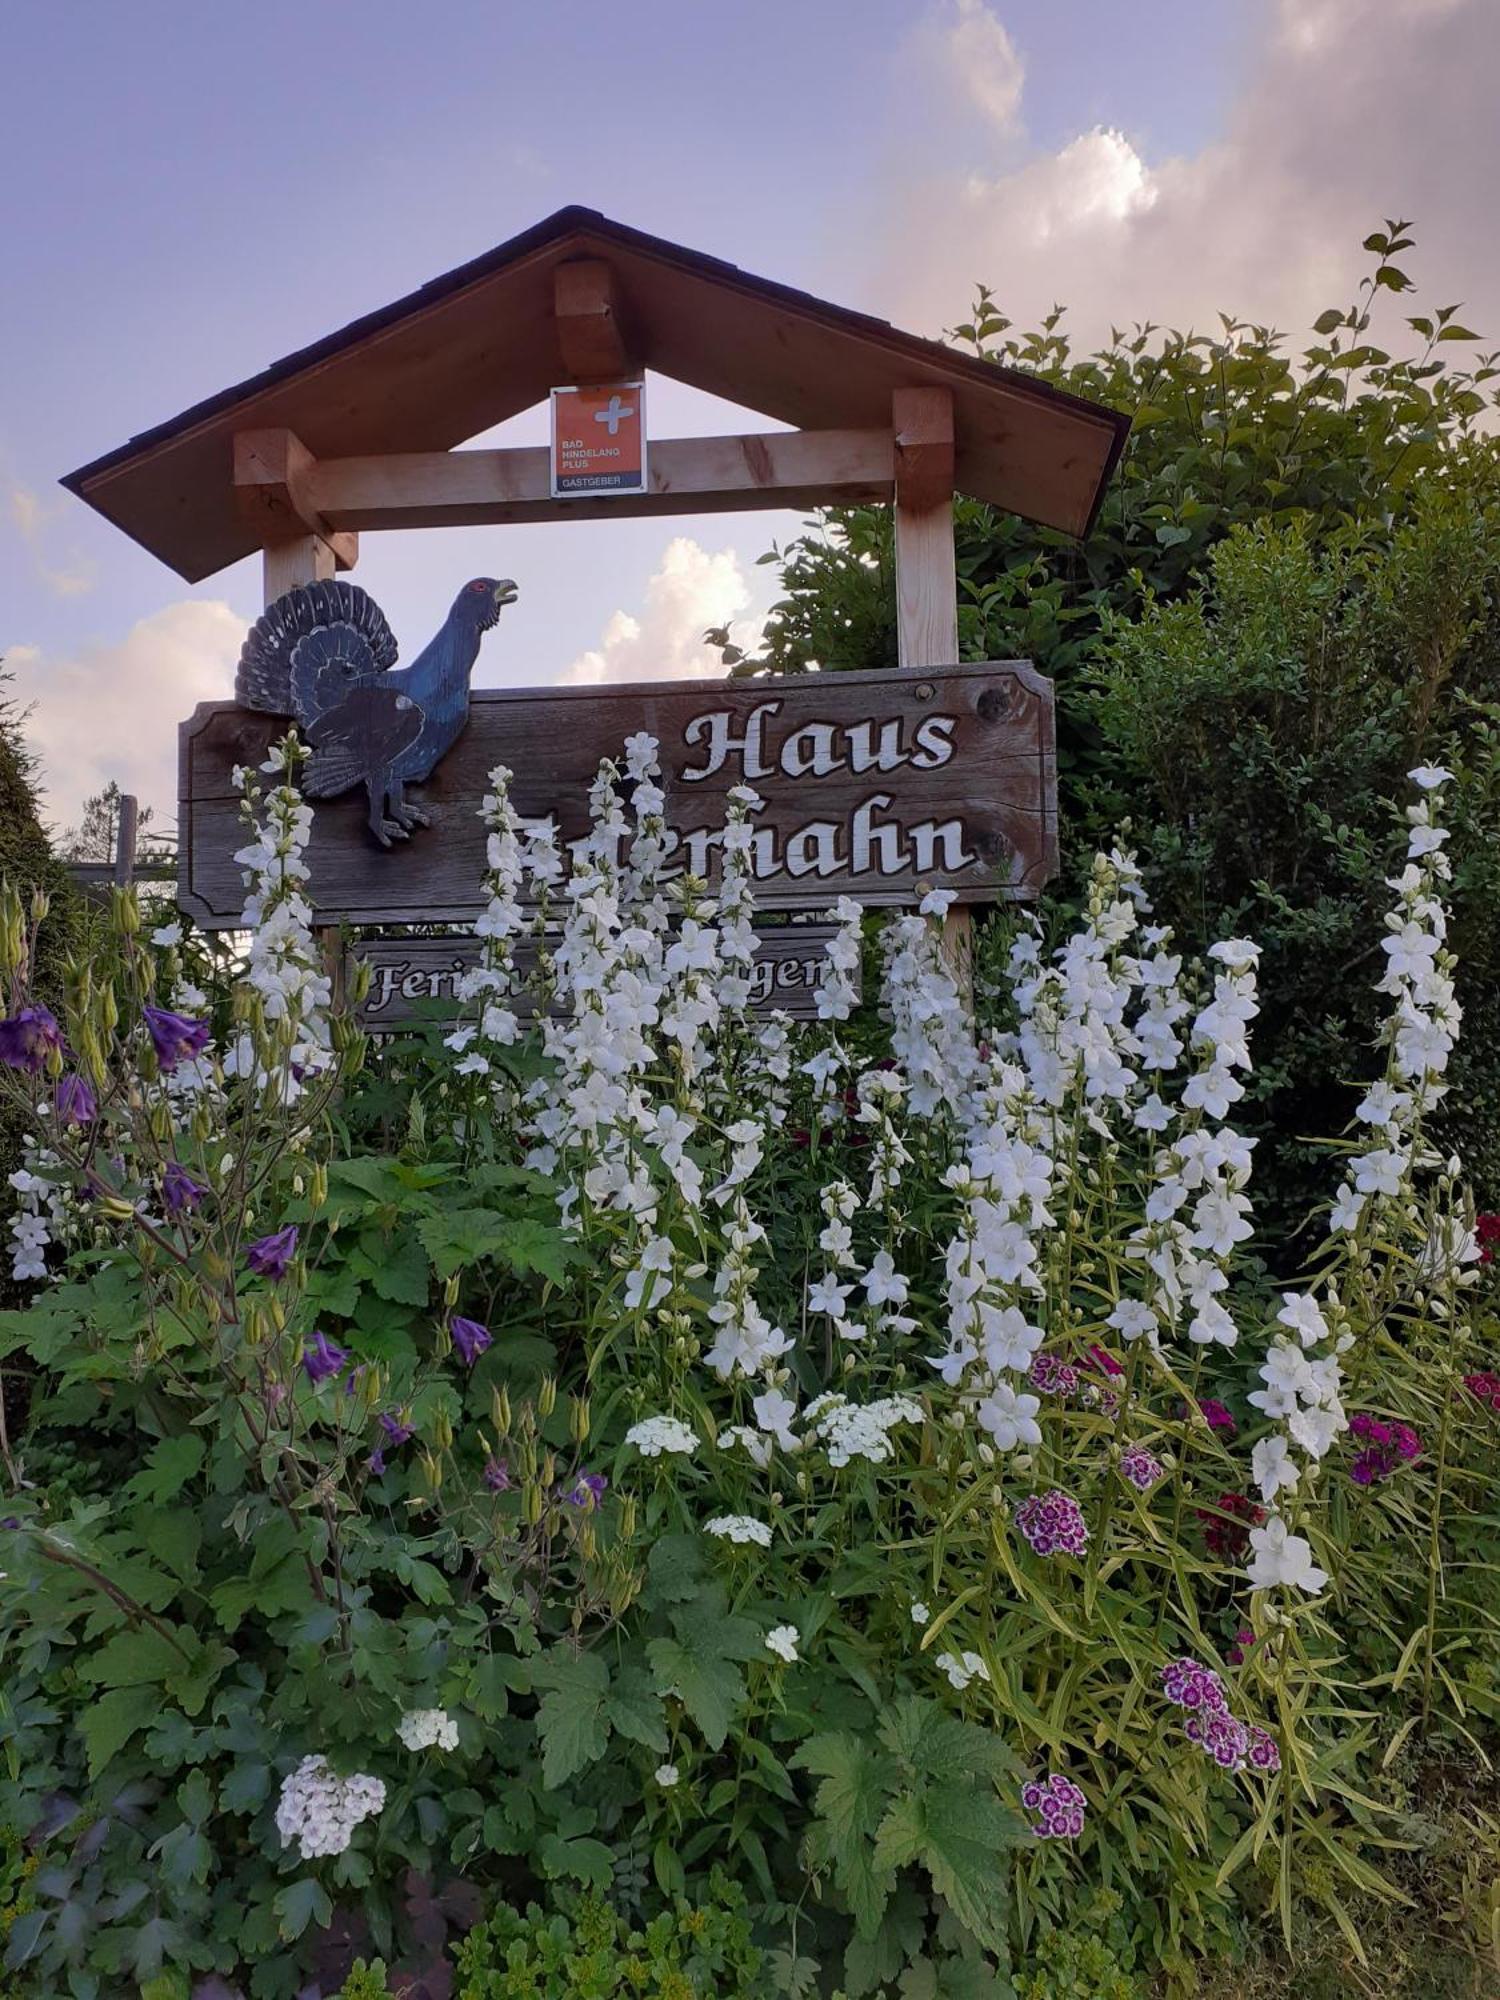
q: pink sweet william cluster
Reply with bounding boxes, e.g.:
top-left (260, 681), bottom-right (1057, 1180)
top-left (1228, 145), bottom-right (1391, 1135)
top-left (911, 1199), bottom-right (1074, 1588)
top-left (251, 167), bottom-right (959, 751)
top-left (1160, 1657), bottom-right (1279, 1776)
top-left (1015, 1489), bottom-right (1088, 1558)
top-left (1021, 1772), bottom-right (1087, 1840)
top-left (1348, 1411), bottom-right (1422, 1485)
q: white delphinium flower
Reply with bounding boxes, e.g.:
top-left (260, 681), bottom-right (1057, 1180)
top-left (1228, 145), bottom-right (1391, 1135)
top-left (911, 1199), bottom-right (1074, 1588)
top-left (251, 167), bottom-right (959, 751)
top-left (1246, 1516), bottom-right (1328, 1595)
top-left (275, 1755), bottom-right (386, 1861)
top-left (935, 1650), bottom-right (990, 1692)
top-left (879, 909), bottom-right (977, 1119)
top-left (704, 1195), bottom-right (790, 1379)
top-left (223, 740), bottom-right (332, 1108)
top-left (765, 1624), bottom-right (800, 1663)
top-left (817, 897), bottom-right (864, 1023)
top-left (705, 1514), bottom-right (774, 1547)
top-left (454, 763), bottom-right (528, 1069)
top-left (624, 1415), bottom-right (699, 1458)
top-left (396, 1708), bottom-right (459, 1752)
top-left (975, 1380), bottom-right (1043, 1452)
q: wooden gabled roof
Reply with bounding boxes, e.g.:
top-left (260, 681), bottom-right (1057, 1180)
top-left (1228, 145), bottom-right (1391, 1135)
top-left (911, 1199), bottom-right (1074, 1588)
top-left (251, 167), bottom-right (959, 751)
top-left (62, 205), bottom-right (1128, 583)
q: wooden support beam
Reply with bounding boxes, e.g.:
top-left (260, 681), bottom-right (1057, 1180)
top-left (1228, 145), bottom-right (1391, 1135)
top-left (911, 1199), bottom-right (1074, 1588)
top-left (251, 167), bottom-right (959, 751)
top-left (263, 533), bottom-right (340, 604)
top-left (300, 427), bottom-right (895, 531)
top-left (892, 388), bottom-right (969, 1002)
top-left (892, 388), bottom-right (958, 669)
top-left (234, 429), bottom-right (358, 575)
top-left (553, 258), bottom-right (633, 380)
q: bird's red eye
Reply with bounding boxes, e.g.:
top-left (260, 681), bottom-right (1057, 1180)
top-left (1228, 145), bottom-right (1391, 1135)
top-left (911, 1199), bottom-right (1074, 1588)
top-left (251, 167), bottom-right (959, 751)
top-left (468, 580), bottom-right (488, 593)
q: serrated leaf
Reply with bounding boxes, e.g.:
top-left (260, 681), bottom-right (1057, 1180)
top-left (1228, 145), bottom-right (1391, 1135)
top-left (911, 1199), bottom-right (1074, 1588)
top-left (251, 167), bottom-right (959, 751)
top-left (537, 1831), bottom-right (615, 1890)
top-left (125, 1434), bottom-right (205, 1504)
top-left (498, 1215), bottom-right (577, 1283)
top-left (605, 1664), bottom-right (668, 1752)
top-left (273, 1876), bottom-right (333, 1942)
top-left (82, 1625), bottom-right (190, 1688)
top-left (873, 1784), bottom-right (1022, 1953)
top-left (531, 1645), bottom-right (611, 1786)
top-left (80, 1684), bottom-right (159, 1776)
top-left (647, 1637), bottom-right (744, 1751)
top-left (645, 1531), bottom-right (708, 1603)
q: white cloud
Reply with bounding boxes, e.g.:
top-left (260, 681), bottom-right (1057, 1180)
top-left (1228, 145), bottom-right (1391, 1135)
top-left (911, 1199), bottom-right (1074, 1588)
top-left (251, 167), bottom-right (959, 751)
top-left (948, 0), bottom-right (1024, 130)
top-left (4, 600), bottom-right (246, 833)
top-left (559, 536), bottom-right (765, 686)
top-left (885, 0), bottom-right (1500, 349)
top-left (8, 484), bottom-right (95, 598)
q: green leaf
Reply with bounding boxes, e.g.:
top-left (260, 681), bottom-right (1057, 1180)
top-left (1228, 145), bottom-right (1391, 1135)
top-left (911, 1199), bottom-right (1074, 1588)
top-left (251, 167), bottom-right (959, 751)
top-left (605, 1664), bottom-right (668, 1753)
top-left (873, 1784), bottom-right (1022, 1954)
top-left (537, 1832), bottom-right (615, 1890)
top-left (497, 1216), bottom-right (578, 1284)
top-left (415, 1205), bottom-right (516, 1277)
top-left (358, 1230), bottom-right (431, 1306)
top-left (274, 1876), bottom-right (333, 1942)
top-left (531, 1646), bottom-right (611, 1786)
top-left (646, 1637), bottom-right (744, 1752)
top-left (468, 1651), bottom-right (528, 1721)
top-left (645, 1532), bottom-right (708, 1604)
top-left (125, 1434), bottom-right (205, 1504)
top-left (83, 1626), bottom-right (190, 1688)
top-left (80, 1684), bottom-right (159, 1776)
top-left (1312, 308), bottom-right (1345, 335)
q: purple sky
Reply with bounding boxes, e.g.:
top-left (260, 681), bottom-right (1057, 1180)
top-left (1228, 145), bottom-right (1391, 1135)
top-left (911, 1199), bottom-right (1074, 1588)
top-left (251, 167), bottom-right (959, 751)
top-left (3, 0), bottom-right (1491, 832)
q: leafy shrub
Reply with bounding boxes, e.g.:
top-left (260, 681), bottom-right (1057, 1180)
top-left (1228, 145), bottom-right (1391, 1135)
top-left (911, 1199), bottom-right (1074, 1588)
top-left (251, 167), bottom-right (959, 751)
top-left (455, 1873), bottom-right (761, 1997)
top-left (0, 735), bottom-right (1494, 1998)
top-left (726, 229), bottom-right (1500, 1227)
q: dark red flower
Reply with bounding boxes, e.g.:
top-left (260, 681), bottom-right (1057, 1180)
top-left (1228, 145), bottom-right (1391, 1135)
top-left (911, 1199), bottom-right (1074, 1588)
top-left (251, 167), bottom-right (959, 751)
top-left (1197, 1491), bottom-right (1265, 1561)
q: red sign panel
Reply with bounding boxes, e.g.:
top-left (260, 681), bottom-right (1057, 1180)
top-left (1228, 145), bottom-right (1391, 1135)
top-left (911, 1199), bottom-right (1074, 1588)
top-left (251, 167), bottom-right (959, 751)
top-left (550, 380), bottom-right (647, 497)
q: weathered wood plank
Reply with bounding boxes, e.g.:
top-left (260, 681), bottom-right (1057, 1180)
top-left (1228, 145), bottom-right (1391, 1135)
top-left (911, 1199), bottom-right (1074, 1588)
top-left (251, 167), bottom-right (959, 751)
top-left (302, 429), bottom-right (894, 532)
top-left (178, 662), bottom-right (1056, 931)
top-left (554, 258), bottom-right (633, 379)
top-left (234, 430), bottom-right (358, 569)
top-left (353, 923), bottom-right (851, 1030)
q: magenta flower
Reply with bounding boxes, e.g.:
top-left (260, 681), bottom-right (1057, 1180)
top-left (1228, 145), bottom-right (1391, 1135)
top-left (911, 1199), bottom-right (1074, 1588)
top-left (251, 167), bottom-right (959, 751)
top-left (450, 1316), bottom-right (493, 1366)
top-left (1084, 1343), bottom-right (1124, 1379)
top-left (1030, 1352), bottom-right (1080, 1397)
top-left (1226, 1626), bottom-right (1257, 1666)
top-left (0, 1006), bottom-right (63, 1074)
top-left (1021, 1773), bottom-right (1086, 1840)
top-left (1195, 1397), bottom-right (1237, 1436)
top-left (246, 1225), bottom-right (298, 1278)
top-left (1247, 1726), bottom-right (1281, 1773)
top-left (302, 1330), bottom-right (348, 1386)
top-left (1015, 1490), bottom-right (1088, 1558)
top-left (143, 1005), bottom-right (211, 1072)
top-left (162, 1160), bottom-right (207, 1216)
top-left (483, 1456), bottom-right (511, 1492)
top-left (1349, 1412), bottom-right (1422, 1485)
top-left (54, 1073), bottom-right (97, 1125)
top-left (1160, 1658), bottom-right (1228, 1714)
top-left (1120, 1448), bottom-right (1164, 1492)
top-left (1186, 1706), bottom-right (1251, 1772)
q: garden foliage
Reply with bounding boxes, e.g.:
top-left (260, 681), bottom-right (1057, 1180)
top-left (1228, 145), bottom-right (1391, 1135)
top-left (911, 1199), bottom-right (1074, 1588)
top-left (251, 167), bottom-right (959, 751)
top-left (0, 724), bottom-right (1494, 1998)
top-left (720, 227), bottom-right (1500, 1221)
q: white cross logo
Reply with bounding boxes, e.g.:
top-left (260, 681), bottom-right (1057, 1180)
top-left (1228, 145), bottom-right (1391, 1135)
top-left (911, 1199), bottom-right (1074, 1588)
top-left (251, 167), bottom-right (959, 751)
top-left (593, 393), bottom-right (635, 436)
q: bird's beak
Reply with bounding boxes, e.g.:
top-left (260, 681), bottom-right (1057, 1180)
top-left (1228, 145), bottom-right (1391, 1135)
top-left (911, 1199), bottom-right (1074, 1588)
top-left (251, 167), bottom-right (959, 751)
top-left (493, 580), bottom-right (518, 607)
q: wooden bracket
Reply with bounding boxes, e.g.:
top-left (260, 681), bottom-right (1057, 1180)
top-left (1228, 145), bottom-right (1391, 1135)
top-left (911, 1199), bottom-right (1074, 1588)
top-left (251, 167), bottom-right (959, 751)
top-left (893, 386), bottom-right (956, 512)
top-left (234, 429), bottom-right (358, 578)
top-left (553, 258), bottom-right (634, 381)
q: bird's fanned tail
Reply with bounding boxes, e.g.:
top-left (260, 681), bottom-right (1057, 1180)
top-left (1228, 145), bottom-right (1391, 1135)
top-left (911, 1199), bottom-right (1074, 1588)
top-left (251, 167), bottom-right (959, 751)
top-left (236, 580), bottom-right (400, 719)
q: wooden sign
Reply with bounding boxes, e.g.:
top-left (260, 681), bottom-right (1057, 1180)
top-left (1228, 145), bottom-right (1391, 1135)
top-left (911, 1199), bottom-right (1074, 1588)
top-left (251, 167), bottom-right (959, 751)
top-left (550, 380), bottom-right (646, 496)
top-left (353, 924), bottom-right (852, 1031)
top-left (178, 661), bottom-right (1056, 931)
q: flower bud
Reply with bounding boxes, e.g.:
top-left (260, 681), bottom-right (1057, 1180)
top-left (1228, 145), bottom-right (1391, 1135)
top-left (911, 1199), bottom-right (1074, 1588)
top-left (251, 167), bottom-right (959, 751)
top-left (541, 1451), bottom-right (557, 1487)
top-left (31, 887), bottom-right (52, 929)
top-left (432, 1406), bottom-right (454, 1451)
top-left (443, 1273), bottom-right (460, 1309)
top-left (420, 1449), bottom-right (443, 1494)
top-left (577, 1521), bottom-right (598, 1562)
top-left (523, 1480), bottom-right (544, 1525)
top-left (307, 1162), bottom-right (328, 1211)
top-left (491, 1384), bottom-right (511, 1436)
top-left (538, 1375), bottom-right (558, 1418)
top-left (619, 1494), bottom-right (638, 1541)
top-left (569, 1394), bottom-right (590, 1445)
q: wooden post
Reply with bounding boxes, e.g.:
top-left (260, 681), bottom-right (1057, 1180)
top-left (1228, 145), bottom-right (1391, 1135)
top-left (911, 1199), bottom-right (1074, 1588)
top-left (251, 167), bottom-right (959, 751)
top-left (113, 793), bottom-right (138, 888)
top-left (892, 388), bottom-right (971, 1005)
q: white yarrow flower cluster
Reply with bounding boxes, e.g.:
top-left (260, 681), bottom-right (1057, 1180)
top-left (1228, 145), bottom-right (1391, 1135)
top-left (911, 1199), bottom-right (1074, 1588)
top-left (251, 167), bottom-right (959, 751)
top-left (274, 1754), bottom-right (385, 1861)
top-left (396, 1707), bottom-right (460, 1752)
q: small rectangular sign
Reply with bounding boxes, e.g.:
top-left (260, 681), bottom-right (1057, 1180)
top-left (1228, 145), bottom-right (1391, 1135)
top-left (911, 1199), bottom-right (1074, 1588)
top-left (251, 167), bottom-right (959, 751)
top-left (179, 662), bottom-right (1056, 930)
top-left (550, 380), bottom-right (647, 496)
top-left (352, 925), bottom-right (849, 1031)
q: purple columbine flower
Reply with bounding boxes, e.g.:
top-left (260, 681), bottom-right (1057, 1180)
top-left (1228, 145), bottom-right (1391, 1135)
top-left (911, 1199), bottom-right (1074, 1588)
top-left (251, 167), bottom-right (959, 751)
top-left (54, 1072), bottom-right (97, 1125)
top-left (246, 1225), bottom-right (298, 1279)
top-left (379, 1412), bottom-right (415, 1446)
top-left (368, 1447), bottom-right (387, 1476)
top-left (565, 1472), bottom-right (607, 1509)
top-left (0, 1006), bottom-right (63, 1074)
top-left (302, 1330), bottom-right (348, 1386)
top-left (450, 1316), bottom-right (493, 1366)
top-left (1014, 1489), bottom-right (1089, 1558)
top-left (162, 1160), bottom-right (206, 1216)
top-left (143, 1005), bottom-right (211, 1073)
top-left (483, 1456), bottom-right (511, 1492)
top-left (1021, 1773), bottom-right (1087, 1840)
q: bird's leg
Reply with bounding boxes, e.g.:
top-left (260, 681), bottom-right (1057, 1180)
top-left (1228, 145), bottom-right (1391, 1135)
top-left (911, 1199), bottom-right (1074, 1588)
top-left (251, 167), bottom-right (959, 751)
top-left (387, 778), bottom-right (431, 831)
top-left (366, 772), bottom-right (409, 847)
